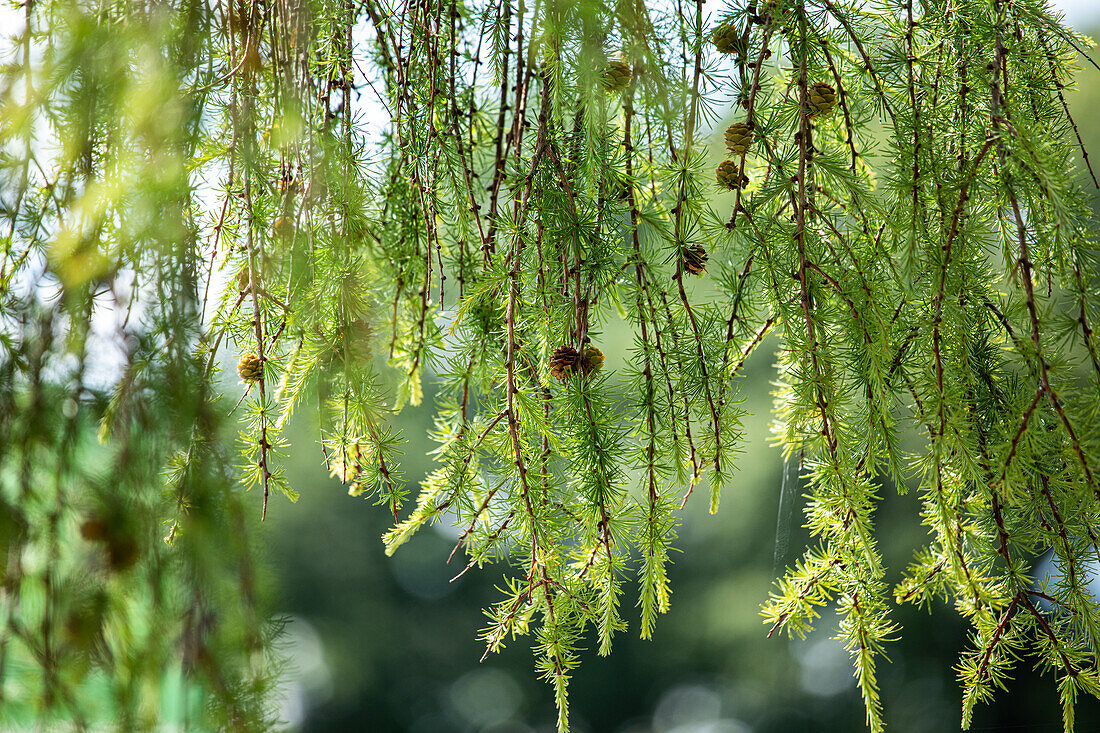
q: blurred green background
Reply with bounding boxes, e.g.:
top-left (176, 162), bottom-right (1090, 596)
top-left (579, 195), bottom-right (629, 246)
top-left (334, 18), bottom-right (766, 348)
top-left (253, 16), bottom-right (1100, 733)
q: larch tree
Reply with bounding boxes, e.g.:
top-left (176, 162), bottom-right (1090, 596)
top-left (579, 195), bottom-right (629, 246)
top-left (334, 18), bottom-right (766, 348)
top-left (2, 0), bottom-right (1100, 730)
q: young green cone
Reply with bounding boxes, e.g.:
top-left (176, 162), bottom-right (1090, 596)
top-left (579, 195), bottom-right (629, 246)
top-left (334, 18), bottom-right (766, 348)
top-left (716, 160), bottom-right (750, 190)
top-left (711, 22), bottom-right (746, 56)
top-left (601, 60), bottom-right (632, 93)
top-left (581, 346), bottom-right (605, 375)
top-left (724, 122), bottom-right (753, 156)
top-left (550, 344), bottom-right (605, 380)
top-left (805, 82), bottom-right (837, 116)
top-left (237, 353), bottom-right (263, 383)
top-left (761, 0), bottom-right (794, 26)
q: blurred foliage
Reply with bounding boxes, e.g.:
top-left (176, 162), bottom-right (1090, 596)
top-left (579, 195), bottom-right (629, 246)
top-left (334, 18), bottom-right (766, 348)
top-left (0, 0), bottom-right (280, 728)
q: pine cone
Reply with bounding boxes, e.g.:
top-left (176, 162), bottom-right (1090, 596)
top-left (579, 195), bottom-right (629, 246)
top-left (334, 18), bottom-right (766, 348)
top-left (237, 266), bottom-right (250, 292)
top-left (711, 22), bottom-right (746, 56)
top-left (581, 346), bottom-right (605, 375)
top-left (806, 82), bottom-right (837, 116)
top-left (80, 518), bottom-right (107, 542)
top-left (724, 122), bottom-right (753, 156)
top-left (602, 60), bottom-right (632, 93)
top-left (81, 514), bottom-right (138, 570)
top-left (550, 345), bottom-right (582, 382)
top-left (716, 160), bottom-right (750, 190)
top-left (682, 244), bottom-right (708, 276)
top-left (237, 353), bottom-right (263, 383)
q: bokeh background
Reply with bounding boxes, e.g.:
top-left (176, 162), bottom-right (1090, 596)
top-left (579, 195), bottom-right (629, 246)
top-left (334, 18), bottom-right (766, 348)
top-left (249, 5), bottom-right (1100, 732)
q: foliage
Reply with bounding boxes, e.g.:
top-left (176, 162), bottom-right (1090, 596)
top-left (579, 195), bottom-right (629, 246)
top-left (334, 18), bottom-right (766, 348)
top-left (0, 1), bottom-right (280, 728)
top-left (3, 0), bottom-right (1100, 730)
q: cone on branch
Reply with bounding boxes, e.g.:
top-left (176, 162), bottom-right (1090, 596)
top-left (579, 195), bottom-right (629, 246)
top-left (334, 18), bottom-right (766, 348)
top-left (550, 345), bottom-right (582, 381)
top-left (805, 82), bottom-right (837, 116)
top-left (711, 21), bottom-right (747, 57)
top-left (716, 160), bottom-right (750, 190)
top-left (724, 122), bottom-right (753, 156)
top-left (80, 513), bottom-right (138, 571)
top-left (581, 346), bottom-right (604, 375)
top-left (602, 60), bottom-right (632, 93)
top-left (550, 344), bottom-right (605, 380)
top-left (237, 267), bottom-right (250, 292)
top-left (237, 353), bottom-right (263, 383)
top-left (682, 244), bottom-right (708, 276)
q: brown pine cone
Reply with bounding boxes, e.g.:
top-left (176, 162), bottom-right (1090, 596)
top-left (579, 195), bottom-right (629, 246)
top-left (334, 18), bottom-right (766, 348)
top-left (237, 353), bottom-right (263, 383)
top-left (682, 244), bottom-right (708, 276)
top-left (806, 82), bottom-right (837, 116)
top-left (724, 122), bottom-right (753, 156)
top-left (716, 160), bottom-right (750, 191)
top-left (550, 345), bottom-right (582, 382)
top-left (81, 514), bottom-right (138, 571)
